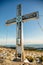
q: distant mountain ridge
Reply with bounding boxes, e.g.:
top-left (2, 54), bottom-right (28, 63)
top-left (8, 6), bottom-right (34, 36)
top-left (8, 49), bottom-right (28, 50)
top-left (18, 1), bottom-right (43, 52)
top-left (0, 44), bottom-right (43, 48)
top-left (0, 44), bottom-right (43, 51)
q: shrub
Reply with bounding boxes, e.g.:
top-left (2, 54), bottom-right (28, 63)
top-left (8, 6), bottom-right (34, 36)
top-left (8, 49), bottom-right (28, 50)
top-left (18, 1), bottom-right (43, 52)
top-left (36, 56), bottom-right (43, 63)
top-left (26, 56), bottom-right (34, 62)
top-left (39, 56), bottom-right (43, 62)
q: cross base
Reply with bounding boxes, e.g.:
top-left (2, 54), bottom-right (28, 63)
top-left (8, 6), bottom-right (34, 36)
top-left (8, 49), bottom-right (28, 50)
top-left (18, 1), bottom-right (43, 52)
top-left (12, 59), bottom-right (29, 65)
top-left (13, 57), bottom-right (21, 62)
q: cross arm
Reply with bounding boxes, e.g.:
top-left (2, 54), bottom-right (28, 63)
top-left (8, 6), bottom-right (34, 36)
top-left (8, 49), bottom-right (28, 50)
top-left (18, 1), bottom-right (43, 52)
top-left (5, 11), bottom-right (39, 25)
top-left (6, 18), bottom-right (16, 26)
top-left (22, 11), bottom-right (39, 22)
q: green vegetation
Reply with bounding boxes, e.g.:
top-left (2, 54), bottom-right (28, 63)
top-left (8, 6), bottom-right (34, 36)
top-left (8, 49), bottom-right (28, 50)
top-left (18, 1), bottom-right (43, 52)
top-left (38, 56), bottom-right (43, 62)
top-left (26, 56), bottom-right (34, 62)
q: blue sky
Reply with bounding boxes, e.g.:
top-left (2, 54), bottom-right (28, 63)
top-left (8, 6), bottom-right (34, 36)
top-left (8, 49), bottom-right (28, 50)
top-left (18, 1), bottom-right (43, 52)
top-left (0, 0), bottom-right (43, 45)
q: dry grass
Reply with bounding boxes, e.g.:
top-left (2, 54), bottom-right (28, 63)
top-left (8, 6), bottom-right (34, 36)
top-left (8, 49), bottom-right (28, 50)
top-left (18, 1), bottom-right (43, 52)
top-left (0, 47), bottom-right (43, 65)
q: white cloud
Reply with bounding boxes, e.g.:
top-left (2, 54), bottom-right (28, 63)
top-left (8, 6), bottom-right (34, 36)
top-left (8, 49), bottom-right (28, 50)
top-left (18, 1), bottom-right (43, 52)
top-left (24, 38), bottom-right (43, 44)
top-left (0, 38), bottom-right (43, 45)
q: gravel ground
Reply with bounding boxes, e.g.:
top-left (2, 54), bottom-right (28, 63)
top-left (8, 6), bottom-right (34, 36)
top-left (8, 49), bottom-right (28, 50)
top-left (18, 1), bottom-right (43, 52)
top-left (0, 47), bottom-right (43, 65)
